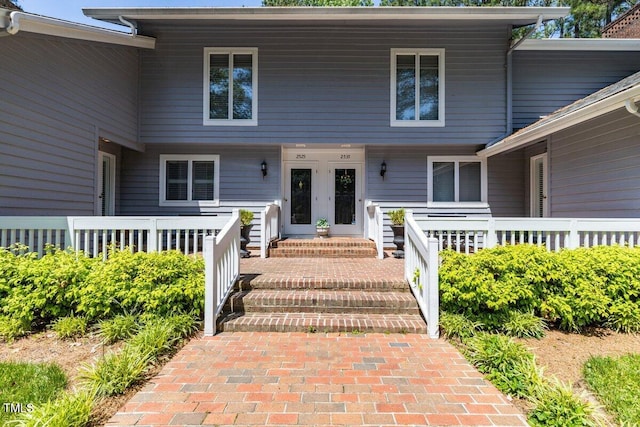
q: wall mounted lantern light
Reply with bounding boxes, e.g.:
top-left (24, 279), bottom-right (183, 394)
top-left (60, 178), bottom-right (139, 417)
top-left (261, 160), bottom-right (268, 178)
top-left (380, 161), bottom-right (387, 180)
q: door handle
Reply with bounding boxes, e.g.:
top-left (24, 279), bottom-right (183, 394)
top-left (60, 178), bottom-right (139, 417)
top-left (284, 198), bottom-right (288, 202)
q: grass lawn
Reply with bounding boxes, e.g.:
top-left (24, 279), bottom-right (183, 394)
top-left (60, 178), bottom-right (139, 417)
top-left (583, 354), bottom-right (640, 425)
top-left (0, 362), bottom-right (67, 424)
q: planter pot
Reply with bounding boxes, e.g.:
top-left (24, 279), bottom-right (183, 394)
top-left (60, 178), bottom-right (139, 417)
top-left (316, 227), bottom-right (330, 238)
top-left (391, 225), bottom-right (405, 259)
top-left (240, 224), bottom-right (253, 258)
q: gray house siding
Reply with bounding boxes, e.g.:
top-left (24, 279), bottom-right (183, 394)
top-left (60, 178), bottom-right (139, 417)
top-left (119, 144), bottom-right (281, 216)
top-left (488, 151), bottom-right (525, 217)
top-left (139, 22), bottom-right (508, 146)
top-left (512, 51), bottom-right (640, 130)
top-left (0, 33), bottom-right (139, 215)
top-left (549, 109), bottom-right (640, 217)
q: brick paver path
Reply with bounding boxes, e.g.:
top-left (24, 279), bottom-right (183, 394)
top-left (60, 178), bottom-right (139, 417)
top-left (108, 332), bottom-right (528, 426)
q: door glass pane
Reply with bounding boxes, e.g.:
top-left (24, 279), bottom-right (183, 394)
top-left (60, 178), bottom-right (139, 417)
top-left (232, 54), bottom-right (253, 120)
top-left (209, 54), bottom-right (229, 119)
top-left (101, 157), bottom-right (110, 216)
top-left (459, 162), bottom-right (481, 202)
top-left (166, 160), bottom-right (188, 200)
top-left (291, 169), bottom-right (312, 225)
top-left (192, 161), bottom-right (215, 201)
top-left (396, 55), bottom-right (416, 120)
top-left (433, 162), bottom-right (454, 202)
top-left (419, 55), bottom-right (439, 120)
top-left (334, 169), bottom-right (356, 225)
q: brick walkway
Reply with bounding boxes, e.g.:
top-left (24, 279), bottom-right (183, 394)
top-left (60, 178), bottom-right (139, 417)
top-left (108, 333), bottom-right (527, 427)
top-left (107, 255), bottom-right (528, 426)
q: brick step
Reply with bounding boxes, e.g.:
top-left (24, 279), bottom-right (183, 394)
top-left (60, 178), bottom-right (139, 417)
top-left (218, 313), bottom-right (427, 334)
top-left (238, 276), bottom-right (409, 292)
top-left (273, 238), bottom-right (377, 248)
top-left (269, 247), bottom-right (378, 258)
top-left (227, 290), bottom-right (420, 314)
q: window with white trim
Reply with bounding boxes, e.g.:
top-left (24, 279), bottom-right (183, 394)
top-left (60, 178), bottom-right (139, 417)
top-left (204, 48), bottom-right (257, 126)
top-left (427, 156), bottom-right (487, 204)
top-left (391, 49), bottom-right (445, 127)
top-left (159, 155), bottom-right (220, 207)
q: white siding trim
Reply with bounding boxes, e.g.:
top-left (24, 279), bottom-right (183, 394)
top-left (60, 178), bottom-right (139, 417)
top-left (203, 47), bottom-right (258, 126)
top-left (159, 154), bottom-right (221, 207)
top-left (390, 48), bottom-right (445, 128)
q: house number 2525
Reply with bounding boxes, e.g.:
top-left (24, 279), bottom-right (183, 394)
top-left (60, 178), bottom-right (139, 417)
top-left (340, 154), bottom-right (351, 159)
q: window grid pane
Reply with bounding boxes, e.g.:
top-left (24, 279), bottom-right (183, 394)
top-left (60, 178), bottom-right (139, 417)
top-left (166, 161), bottom-right (188, 201)
top-left (459, 162), bottom-right (481, 202)
top-left (232, 54), bottom-right (253, 120)
top-left (419, 55), bottom-right (439, 121)
top-left (396, 54), bottom-right (416, 121)
top-left (209, 54), bottom-right (229, 119)
top-left (433, 162), bottom-right (455, 202)
top-left (192, 161), bottom-right (215, 201)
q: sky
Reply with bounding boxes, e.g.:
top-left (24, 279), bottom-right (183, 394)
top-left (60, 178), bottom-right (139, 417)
top-left (17, 0), bottom-right (264, 30)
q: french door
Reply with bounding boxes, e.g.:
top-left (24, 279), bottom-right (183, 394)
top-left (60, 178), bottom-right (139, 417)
top-left (328, 163), bottom-right (362, 236)
top-left (284, 162), bottom-right (318, 236)
top-left (530, 153), bottom-right (548, 217)
top-left (98, 152), bottom-right (115, 216)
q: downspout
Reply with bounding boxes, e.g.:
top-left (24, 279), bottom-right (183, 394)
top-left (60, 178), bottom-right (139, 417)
top-left (118, 15), bottom-right (137, 37)
top-left (3, 11), bottom-right (22, 36)
top-left (485, 16), bottom-right (544, 149)
top-left (624, 98), bottom-right (640, 118)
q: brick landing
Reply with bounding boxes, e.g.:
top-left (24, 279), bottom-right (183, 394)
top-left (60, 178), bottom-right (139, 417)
top-left (108, 332), bottom-right (528, 427)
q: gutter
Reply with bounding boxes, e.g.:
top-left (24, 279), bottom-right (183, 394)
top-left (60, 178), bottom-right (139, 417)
top-left (1, 10), bottom-right (155, 49)
top-left (625, 98), bottom-right (640, 118)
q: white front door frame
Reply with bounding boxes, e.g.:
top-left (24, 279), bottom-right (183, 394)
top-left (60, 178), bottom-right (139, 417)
top-left (98, 151), bottom-right (116, 216)
top-left (530, 153), bottom-right (548, 218)
top-left (282, 148), bottom-right (365, 237)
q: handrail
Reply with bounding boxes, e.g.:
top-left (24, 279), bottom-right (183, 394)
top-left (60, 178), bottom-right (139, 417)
top-left (404, 210), bottom-right (439, 338)
top-left (203, 210), bottom-right (240, 336)
top-left (416, 217), bottom-right (640, 253)
top-left (260, 200), bottom-right (281, 258)
top-left (366, 202), bottom-right (384, 259)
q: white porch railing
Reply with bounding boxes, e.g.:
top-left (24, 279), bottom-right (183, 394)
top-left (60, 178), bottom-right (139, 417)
top-left (0, 215), bottom-right (232, 257)
top-left (404, 210), bottom-right (439, 339)
top-left (416, 217), bottom-right (640, 253)
top-left (203, 210), bottom-right (240, 336)
top-left (260, 201), bottom-right (281, 258)
top-left (365, 202), bottom-right (384, 259)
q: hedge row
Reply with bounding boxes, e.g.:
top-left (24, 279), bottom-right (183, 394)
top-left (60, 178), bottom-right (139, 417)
top-left (440, 245), bottom-right (640, 332)
top-left (0, 246), bottom-right (204, 330)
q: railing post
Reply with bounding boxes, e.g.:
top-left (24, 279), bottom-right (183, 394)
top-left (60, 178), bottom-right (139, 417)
top-left (148, 218), bottom-right (158, 252)
top-left (204, 235), bottom-right (217, 336)
top-left (66, 217), bottom-right (75, 251)
top-left (260, 207), bottom-right (267, 259)
top-left (569, 219), bottom-right (579, 249)
top-left (404, 210), bottom-right (413, 279)
top-left (426, 237), bottom-right (439, 339)
top-left (486, 217), bottom-right (497, 248)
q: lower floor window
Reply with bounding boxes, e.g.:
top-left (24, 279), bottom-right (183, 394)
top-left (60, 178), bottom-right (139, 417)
top-left (160, 155), bottom-right (220, 206)
top-left (427, 156), bottom-right (486, 204)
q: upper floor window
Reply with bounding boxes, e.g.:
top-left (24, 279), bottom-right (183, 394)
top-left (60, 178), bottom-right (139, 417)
top-left (203, 48), bottom-right (257, 126)
top-left (427, 156), bottom-right (487, 205)
top-left (159, 155), bottom-right (220, 207)
top-left (391, 49), bottom-right (445, 127)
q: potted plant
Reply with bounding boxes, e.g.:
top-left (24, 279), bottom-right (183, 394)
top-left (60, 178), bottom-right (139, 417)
top-left (316, 218), bottom-right (330, 238)
top-left (387, 208), bottom-right (405, 258)
top-left (239, 209), bottom-right (254, 258)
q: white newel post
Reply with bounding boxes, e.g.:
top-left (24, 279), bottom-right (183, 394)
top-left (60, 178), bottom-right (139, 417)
top-left (426, 237), bottom-right (440, 339)
top-left (204, 235), bottom-right (217, 336)
top-left (404, 210), bottom-right (413, 281)
top-left (568, 219), bottom-right (580, 249)
top-left (149, 218), bottom-right (158, 252)
top-left (486, 218), bottom-right (498, 248)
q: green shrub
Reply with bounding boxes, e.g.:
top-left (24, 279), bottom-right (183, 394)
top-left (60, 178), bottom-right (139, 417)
top-left (387, 208), bottom-right (405, 226)
top-left (501, 311), bottom-right (547, 339)
top-left (98, 314), bottom-right (139, 344)
top-left (606, 301), bottom-right (640, 333)
top-left (128, 320), bottom-right (176, 362)
top-left (52, 315), bottom-right (88, 339)
top-left (464, 333), bottom-right (543, 398)
top-left (75, 248), bottom-right (204, 320)
top-left (79, 345), bottom-right (151, 397)
top-left (439, 312), bottom-right (482, 340)
top-left (239, 209), bottom-right (254, 226)
top-left (0, 248), bottom-right (96, 326)
top-left (9, 389), bottom-right (94, 427)
top-left (528, 382), bottom-right (599, 427)
top-left (584, 354), bottom-right (640, 425)
top-left (0, 316), bottom-right (31, 342)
